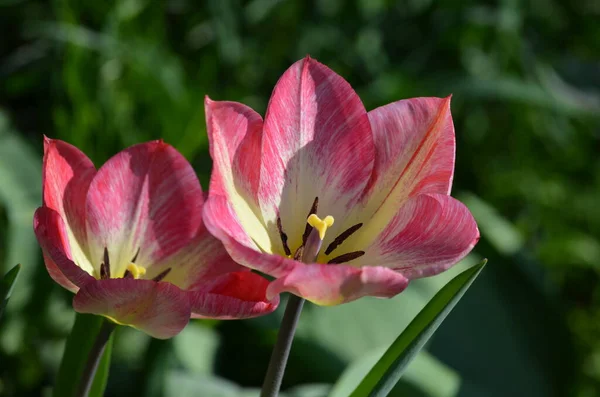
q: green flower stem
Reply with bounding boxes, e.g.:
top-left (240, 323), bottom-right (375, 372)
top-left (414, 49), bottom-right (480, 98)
top-left (76, 319), bottom-right (115, 397)
top-left (260, 295), bottom-right (305, 397)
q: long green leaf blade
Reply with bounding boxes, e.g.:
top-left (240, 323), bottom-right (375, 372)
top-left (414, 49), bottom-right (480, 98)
top-left (350, 259), bottom-right (487, 397)
top-left (53, 313), bottom-right (113, 397)
top-left (0, 263), bottom-right (21, 320)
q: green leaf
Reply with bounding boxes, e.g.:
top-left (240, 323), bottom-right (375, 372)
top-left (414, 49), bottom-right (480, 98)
top-left (331, 349), bottom-right (459, 397)
top-left (89, 336), bottom-right (113, 396)
top-left (53, 314), bottom-right (113, 397)
top-left (0, 263), bottom-right (21, 320)
top-left (164, 371), bottom-right (330, 397)
top-left (350, 259), bottom-right (487, 397)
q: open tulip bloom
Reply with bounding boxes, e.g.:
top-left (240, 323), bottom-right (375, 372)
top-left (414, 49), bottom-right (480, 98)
top-left (203, 56), bottom-right (480, 306)
top-left (33, 138), bottom-right (278, 339)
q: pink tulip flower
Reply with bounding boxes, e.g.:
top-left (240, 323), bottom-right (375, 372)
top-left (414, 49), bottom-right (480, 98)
top-left (203, 57), bottom-right (480, 306)
top-left (33, 138), bottom-right (278, 339)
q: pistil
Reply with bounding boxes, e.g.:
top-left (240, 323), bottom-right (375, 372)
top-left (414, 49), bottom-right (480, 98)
top-left (301, 214), bottom-right (334, 263)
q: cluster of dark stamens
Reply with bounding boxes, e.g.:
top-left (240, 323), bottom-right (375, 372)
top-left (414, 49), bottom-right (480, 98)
top-left (99, 247), bottom-right (171, 281)
top-left (276, 196), bottom-right (365, 264)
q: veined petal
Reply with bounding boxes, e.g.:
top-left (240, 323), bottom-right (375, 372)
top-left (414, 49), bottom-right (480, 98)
top-left (352, 194), bottom-right (479, 278)
top-left (189, 271), bottom-right (279, 319)
top-left (33, 207), bottom-right (95, 292)
top-left (259, 56), bottom-right (375, 251)
top-left (85, 141), bottom-right (204, 278)
top-left (344, 97), bottom-right (455, 240)
top-left (266, 264), bottom-right (408, 306)
top-left (150, 224), bottom-right (243, 290)
top-left (202, 195), bottom-right (298, 278)
top-left (43, 137), bottom-right (96, 275)
top-left (205, 98), bottom-right (273, 253)
top-left (73, 278), bottom-right (191, 339)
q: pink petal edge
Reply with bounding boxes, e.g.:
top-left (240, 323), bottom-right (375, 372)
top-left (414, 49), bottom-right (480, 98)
top-left (204, 97), bottom-right (263, 204)
top-left (202, 194), bottom-right (299, 278)
top-left (73, 278), bottom-right (191, 339)
top-left (266, 263), bottom-right (409, 306)
top-left (33, 207), bottom-right (95, 292)
top-left (189, 271), bottom-right (279, 319)
top-left (359, 193), bottom-right (480, 279)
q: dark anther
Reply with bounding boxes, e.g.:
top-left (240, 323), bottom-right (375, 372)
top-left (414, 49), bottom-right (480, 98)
top-left (100, 263), bottom-right (108, 279)
top-left (123, 269), bottom-right (134, 279)
top-left (100, 247), bottom-right (111, 279)
top-left (131, 247), bottom-right (141, 263)
top-left (277, 217), bottom-right (292, 256)
top-left (293, 246), bottom-right (304, 261)
top-left (325, 223), bottom-right (363, 255)
top-left (152, 268), bottom-right (172, 282)
top-left (328, 251), bottom-right (365, 264)
top-left (302, 197), bottom-right (319, 244)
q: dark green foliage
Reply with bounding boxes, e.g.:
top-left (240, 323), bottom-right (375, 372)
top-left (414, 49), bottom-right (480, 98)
top-left (0, 0), bottom-right (598, 396)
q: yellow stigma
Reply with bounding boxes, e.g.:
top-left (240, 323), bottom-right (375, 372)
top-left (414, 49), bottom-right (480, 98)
top-left (126, 263), bottom-right (146, 279)
top-left (307, 214), bottom-right (334, 240)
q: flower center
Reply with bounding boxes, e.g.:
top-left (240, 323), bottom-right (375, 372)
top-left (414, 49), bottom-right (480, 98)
top-left (300, 214), bottom-right (334, 263)
top-left (124, 263), bottom-right (146, 279)
top-left (98, 247), bottom-right (171, 282)
top-left (277, 196), bottom-right (366, 264)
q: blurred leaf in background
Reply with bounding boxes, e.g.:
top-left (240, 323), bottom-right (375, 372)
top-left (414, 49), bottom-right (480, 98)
top-left (1, 0), bottom-right (598, 396)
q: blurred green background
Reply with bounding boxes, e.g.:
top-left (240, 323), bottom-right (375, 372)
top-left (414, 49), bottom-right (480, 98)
top-left (1, 0), bottom-right (598, 396)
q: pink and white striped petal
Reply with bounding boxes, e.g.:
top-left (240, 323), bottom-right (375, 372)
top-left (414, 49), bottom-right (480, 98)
top-left (205, 98), bottom-right (273, 253)
top-left (329, 97), bottom-right (458, 258)
top-left (151, 224), bottom-right (244, 291)
top-left (85, 141), bottom-right (204, 278)
top-left (33, 207), bottom-right (95, 292)
top-left (259, 57), bottom-right (375, 252)
top-left (42, 137), bottom-right (96, 274)
top-left (266, 264), bottom-right (409, 306)
top-left (352, 194), bottom-right (479, 279)
top-left (364, 96), bottom-right (455, 207)
top-left (73, 278), bottom-right (191, 339)
top-left (189, 271), bottom-right (279, 319)
top-left (202, 195), bottom-right (298, 278)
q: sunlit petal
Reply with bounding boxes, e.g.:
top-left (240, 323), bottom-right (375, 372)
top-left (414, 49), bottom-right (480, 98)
top-left (73, 278), bottom-right (191, 339)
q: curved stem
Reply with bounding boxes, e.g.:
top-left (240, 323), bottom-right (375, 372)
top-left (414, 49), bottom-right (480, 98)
top-left (76, 319), bottom-right (115, 397)
top-left (260, 295), bottom-right (305, 397)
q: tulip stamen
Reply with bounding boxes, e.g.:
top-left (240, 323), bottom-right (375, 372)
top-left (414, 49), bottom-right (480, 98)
top-left (302, 197), bottom-right (319, 244)
top-left (99, 247), bottom-right (111, 279)
top-left (325, 223), bottom-right (363, 255)
top-left (123, 263), bottom-right (146, 279)
top-left (327, 251), bottom-right (365, 264)
top-left (277, 216), bottom-right (292, 256)
top-left (152, 267), bottom-right (171, 282)
top-left (131, 247), bottom-right (141, 263)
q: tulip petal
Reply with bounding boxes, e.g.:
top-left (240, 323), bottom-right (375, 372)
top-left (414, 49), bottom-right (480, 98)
top-left (347, 97), bottom-right (455, 233)
top-left (205, 98), bottom-right (273, 253)
top-left (42, 137), bottom-right (96, 275)
top-left (260, 56), bottom-right (375, 252)
top-left (73, 278), bottom-right (191, 339)
top-left (351, 194), bottom-right (479, 279)
top-left (189, 271), bottom-right (279, 319)
top-left (85, 141), bottom-right (204, 278)
top-left (202, 195), bottom-right (298, 278)
top-left (33, 207), bottom-right (95, 292)
top-left (149, 224), bottom-right (243, 291)
top-left (266, 264), bottom-right (409, 306)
